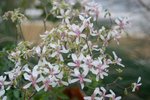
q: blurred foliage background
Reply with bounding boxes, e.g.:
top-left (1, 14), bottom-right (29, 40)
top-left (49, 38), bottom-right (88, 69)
top-left (0, 0), bottom-right (150, 100)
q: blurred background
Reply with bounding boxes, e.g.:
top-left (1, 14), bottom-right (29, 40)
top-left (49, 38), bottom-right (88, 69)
top-left (0, 0), bottom-right (150, 100)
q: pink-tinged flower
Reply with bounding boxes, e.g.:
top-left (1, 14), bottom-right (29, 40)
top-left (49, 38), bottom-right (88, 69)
top-left (44, 64), bottom-right (61, 80)
top-left (23, 69), bottom-right (42, 91)
top-left (4, 66), bottom-right (22, 90)
top-left (55, 72), bottom-right (68, 87)
top-left (106, 90), bottom-right (121, 100)
top-left (69, 69), bottom-right (91, 89)
top-left (100, 33), bottom-right (111, 47)
top-left (59, 30), bottom-right (68, 41)
top-left (99, 87), bottom-right (107, 100)
top-left (85, 1), bottom-right (102, 21)
top-left (8, 51), bottom-right (21, 63)
top-left (32, 58), bottom-right (50, 75)
top-left (90, 26), bottom-right (105, 36)
top-left (68, 53), bottom-right (84, 68)
top-left (68, 24), bottom-right (86, 44)
top-left (83, 55), bottom-right (94, 71)
top-left (0, 78), bottom-right (9, 100)
top-left (115, 17), bottom-right (129, 29)
top-left (84, 87), bottom-right (101, 100)
top-left (5, 66), bottom-right (21, 81)
top-left (35, 46), bottom-right (47, 57)
top-left (82, 41), bottom-right (100, 52)
top-left (79, 15), bottom-right (93, 28)
top-left (93, 57), bottom-right (109, 81)
top-left (132, 76), bottom-right (142, 92)
top-left (0, 76), bottom-right (7, 97)
top-left (112, 51), bottom-right (125, 67)
top-left (40, 30), bottom-right (53, 40)
top-left (55, 79), bottom-right (68, 87)
top-left (42, 63), bottom-right (64, 86)
top-left (40, 76), bottom-right (54, 91)
top-left (56, 9), bottom-right (71, 24)
top-left (49, 41), bottom-right (69, 61)
top-left (110, 30), bottom-right (121, 45)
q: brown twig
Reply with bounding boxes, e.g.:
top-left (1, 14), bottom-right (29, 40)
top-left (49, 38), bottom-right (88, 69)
top-left (28, 91), bottom-right (37, 100)
top-left (43, 7), bottom-right (51, 31)
top-left (18, 23), bottom-right (25, 41)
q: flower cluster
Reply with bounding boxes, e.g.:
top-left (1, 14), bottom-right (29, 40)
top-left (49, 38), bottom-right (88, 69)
top-left (84, 87), bottom-right (121, 100)
top-left (1, 0), bottom-right (141, 99)
top-left (3, 8), bottom-right (26, 23)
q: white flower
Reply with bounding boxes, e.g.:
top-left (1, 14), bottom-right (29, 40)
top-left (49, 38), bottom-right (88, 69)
top-left (69, 69), bottom-right (91, 89)
top-left (85, 1), bottom-right (102, 21)
top-left (110, 30), bottom-right (121, 45)
top-left (84, 87), bottom-right (101, 100)
top-left (58, 28), bottom-right (68, 41)
top-left (49, 41), bottom-right (69, 61)
top-left (40, 30), bottom-right (53, 40)
top-left (112, 51), bottom-right (125, 67)
top-left (54, 72), bottom-right (68, 86)
top-left (31, 58), bottom-right (48, 74)
top-left (68, 53), bottom-right (84, 68)
top-left (23, 69), bottom-right (42, 91)
top-left (79, 15), bottom-right (93, 28)
top-left (93, 57), bottom-right (109, 81)
top-left (4, 66), bottom-right (22, 90)
top-left (55, 79), bottom-right (68, 87)
top-left (106, 90), bottom-right (121, 100)
top-left (51, 1), bottom-right (60, 15)
top-left (57, 9), bottom-right (71, 24)
top-left (0, 76), bottom-right (6, 97)
top-left (100, 33), bottom-right (111, 47)
top-left (8, 51), bottom-right (21, 63)
top-left (132, 76), bottom-right (142, 92)
top-left (82, 55), bottom-right (95, 73)
top-left (40, 76), bottom-right (54, 91)
top-left (44, 64), bottom-right (61, 80)
top-left (0, 76), bottom-right (9, 100)
top-left (68, 24), bottom-right (86, 44)
top-left (99, 87), bottom-right (107, 100)
top-left (35, 46), bottom-right (47, 57)
top-left (90, 26), bottom-right (105, 36)
top-left (115, 17), bottom-right (129, 29)
top-left (81, 41), bottom-right (100, 52)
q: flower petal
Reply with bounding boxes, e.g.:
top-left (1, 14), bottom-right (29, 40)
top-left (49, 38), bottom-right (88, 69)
top-left (72, 54), bottom-right (77, 61)
top-left (68, 62), bottom-right (76, 67)
top-left (69, 79), bottom-right (79, 84)
top-left (23, 83), bottom-right (32, 89)
top-left (0, 89), bottom-right (5, 97)
top-left (23, 73), bottom-right (30, 81)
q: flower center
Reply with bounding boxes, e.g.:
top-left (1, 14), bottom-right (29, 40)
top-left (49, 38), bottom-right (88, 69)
top-left (75, 60), bottom-right (81, 67)
top-left (79, 75), bottom-right (84, 83)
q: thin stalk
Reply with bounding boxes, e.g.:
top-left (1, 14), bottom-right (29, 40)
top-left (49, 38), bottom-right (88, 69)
top-left (28, 91), bottom-right (37, 100)
top-left (18, 23), bottom-right (25, 41)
